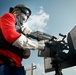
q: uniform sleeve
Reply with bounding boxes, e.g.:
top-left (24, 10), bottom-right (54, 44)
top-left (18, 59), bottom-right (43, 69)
top-left (1, 13), bottom-right (21, 44)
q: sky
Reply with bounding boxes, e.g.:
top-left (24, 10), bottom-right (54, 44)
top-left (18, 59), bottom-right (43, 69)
top-left (1, 0), bottom-right (76, 75)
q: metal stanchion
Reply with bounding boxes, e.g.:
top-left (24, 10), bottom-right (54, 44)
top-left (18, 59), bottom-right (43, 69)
top-left (25, 63), bottom-right (37, 75)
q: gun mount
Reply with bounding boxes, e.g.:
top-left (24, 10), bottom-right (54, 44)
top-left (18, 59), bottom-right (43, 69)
top-left (26, 26), bottom-right (76, 75)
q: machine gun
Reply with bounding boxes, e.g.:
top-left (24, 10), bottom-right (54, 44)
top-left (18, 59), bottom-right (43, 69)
top-left (26, 31), bottom-right (70, 75)
top-left (26, 31), bottom-right (57, 41)
top-left (27, 31), bottom-right (69, 57)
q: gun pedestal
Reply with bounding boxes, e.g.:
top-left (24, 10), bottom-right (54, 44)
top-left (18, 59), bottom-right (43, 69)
top-left (52, 54), bottom-right (63, 75)
top-left (51, 41), bottom-right (63, 75)
top-left (54, 67), bottom-right (63, 75)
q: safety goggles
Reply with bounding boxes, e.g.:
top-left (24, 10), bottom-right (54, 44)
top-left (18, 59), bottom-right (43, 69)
top-left (18, 7), bottom-right (31, 19)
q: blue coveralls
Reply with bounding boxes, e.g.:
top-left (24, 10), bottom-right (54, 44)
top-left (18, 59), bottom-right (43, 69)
top-left (0, 64), bottom-right (26, 75)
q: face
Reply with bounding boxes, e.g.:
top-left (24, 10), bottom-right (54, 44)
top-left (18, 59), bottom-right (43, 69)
top-left (16, 12), bottom-right (28, 25)
top-left (20, 12), bottom-right (28, 22)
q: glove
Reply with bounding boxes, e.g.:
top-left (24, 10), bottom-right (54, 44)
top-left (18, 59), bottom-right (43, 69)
top-left (23, 50), bottom-right (31, 59)
top-left (38, 40), bottom-right (45, 50)
top-left (23, 50), bottom-right (31, 56)
top-left (21, 26), bottom-right (32, 35)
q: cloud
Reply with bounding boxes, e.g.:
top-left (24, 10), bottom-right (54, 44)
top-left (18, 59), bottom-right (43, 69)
top-left (24, 6), bottom-right (50, 32)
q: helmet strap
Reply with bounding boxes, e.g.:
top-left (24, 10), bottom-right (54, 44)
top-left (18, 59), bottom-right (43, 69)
top-left (16, 15), bottom-right (23, 26)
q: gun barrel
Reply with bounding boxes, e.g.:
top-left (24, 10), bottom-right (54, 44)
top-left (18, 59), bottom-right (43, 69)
top-left (26, 31), bottom-right (57, 41)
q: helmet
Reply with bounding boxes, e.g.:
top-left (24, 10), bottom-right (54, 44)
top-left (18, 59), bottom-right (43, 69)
top-left (14, 4), bottom-right (31, 18)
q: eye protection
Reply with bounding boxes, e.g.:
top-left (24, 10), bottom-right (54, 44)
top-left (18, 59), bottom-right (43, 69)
top-left (18, 7), bottom-right (31, 19)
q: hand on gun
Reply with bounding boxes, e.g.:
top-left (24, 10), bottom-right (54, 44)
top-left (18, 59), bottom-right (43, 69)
top-left (21, 26), bottom-right (32, 35)
top-left (38, 40), bottom-right (50, 51)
